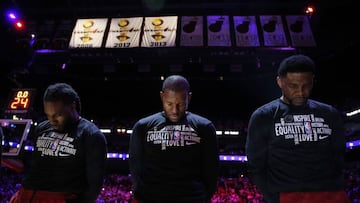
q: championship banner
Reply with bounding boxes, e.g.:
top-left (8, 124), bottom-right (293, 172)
top-left (285, 15), bottom-right (316, 47)
top-left (259, 15), bottom-right (288, 47)
top-left (233, 16), bottom-right (260, 47)
top-left (141, 16), bottom-right (178, 47)
top-left (180, 16), bottom-right (204, 46)
top-left (69, 18), bottom-right (108, 48)
top-left (207, 16), bottom-right (231, 47)
top-left (105, 17), bottom-right (143, 48)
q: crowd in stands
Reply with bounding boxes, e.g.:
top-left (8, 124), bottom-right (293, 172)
top-left (1, 159), bottom-right (360, 203)
top-left (0, 166), bottom-right (266, 203)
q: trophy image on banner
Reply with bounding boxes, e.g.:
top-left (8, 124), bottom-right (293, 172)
top-left (117, 19), bottom-right (130, 42)
top-left (105, 17), bottom-right (143, 48)
top-left (151, 18), bottom-right (166, 41)
top-left (141, 16), bottom-right (178, 47)
top-left (80, 20), bottom-right (94, 43)
top-left (69, 18), bottom-right (108, 48)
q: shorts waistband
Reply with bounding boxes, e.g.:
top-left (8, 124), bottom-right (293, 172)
top-left (19, 187), bottom-right (78, 200)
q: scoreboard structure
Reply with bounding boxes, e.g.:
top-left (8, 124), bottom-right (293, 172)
top-left (4, 88), bottom-right (36, 115)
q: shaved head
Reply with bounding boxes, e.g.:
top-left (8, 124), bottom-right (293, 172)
top-left (162, 75), bottom-right (190, 93)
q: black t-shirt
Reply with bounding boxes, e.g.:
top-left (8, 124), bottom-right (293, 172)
top-left (129, 111), bottom-right (220, 202)
top-left (246, 98), bottom-right (346, 202)
top-left (22, 118), bottom-right (107, 203)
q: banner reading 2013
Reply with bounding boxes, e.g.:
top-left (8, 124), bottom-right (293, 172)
top-left (141, 16), bottom-right (178, 47)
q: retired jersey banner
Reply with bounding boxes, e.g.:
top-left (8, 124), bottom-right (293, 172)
top-left (69, 18), bottom-right (108, 48)
top-left (141, 16), bottom-right (178, 47)
top-left (233, 16), bottom-right (260, 47)
top-left (180, 16), bottom-right (204, 46)
top-left (105, 17), bottom-right (143, 48)
top-left (207, 16), bottom-right (231, 47)
top-left (286, 15), bottom-right (316, 47)
top-left (259, 15), bottom-right (288, 47)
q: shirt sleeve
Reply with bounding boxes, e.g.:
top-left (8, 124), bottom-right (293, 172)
top-left (329, 107), bottom-right (346, 176)
top-left (82, 129), bottom-right (108, 203)
top-left (200, 122), bottom-right (220, 200)
top-left (128, 121), bottom-right (144, 194)
top-left (245, 109), bottom-right (274, 201)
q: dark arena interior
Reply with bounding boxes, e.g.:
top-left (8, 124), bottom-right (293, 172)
top-left (0, 0), bottom-right (359, 202)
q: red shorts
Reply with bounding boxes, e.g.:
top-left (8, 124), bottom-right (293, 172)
top-left (9, 187), bottom-right (78, 203)
top-left (280, 191), bottom-right (352, 203)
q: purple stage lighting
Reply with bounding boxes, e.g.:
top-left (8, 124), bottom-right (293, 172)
top-left (5, 10), bottom-right (19, 21)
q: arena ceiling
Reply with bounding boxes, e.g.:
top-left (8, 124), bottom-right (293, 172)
top-left (4, 0), bottom-right (310, 17)
top-left (0, 0), bottom-right (358, 119)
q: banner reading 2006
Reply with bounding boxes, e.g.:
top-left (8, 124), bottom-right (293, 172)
top-left (69, 18), bottom-right (108, 48)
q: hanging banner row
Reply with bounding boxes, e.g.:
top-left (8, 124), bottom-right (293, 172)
top-left (69, 15), bottom-right (316, 49)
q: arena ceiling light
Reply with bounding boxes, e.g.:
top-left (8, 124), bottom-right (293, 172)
top-left (5, 9), bottom-right (25, 31)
